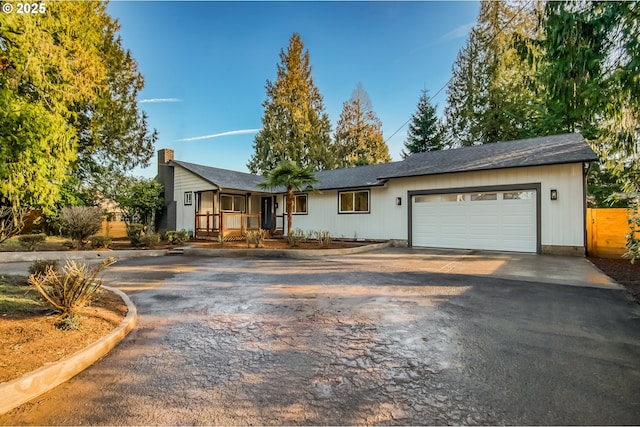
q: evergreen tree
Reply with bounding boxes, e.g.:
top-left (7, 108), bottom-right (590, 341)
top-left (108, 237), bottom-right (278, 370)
top-left (248, 33), bottom-right (334, 174)
top-left (401, 90), bottom-right (443, 157)
top-left (443, 1), bottom-right (540, 147)
top-left (334, 83), bottom-right (391, 167)
top-left (443, 27), bottom-right (486, 147)
top-left (0, 2), bottom-right (156, 212)
top-left (534, 1), bottom-right (640, 198)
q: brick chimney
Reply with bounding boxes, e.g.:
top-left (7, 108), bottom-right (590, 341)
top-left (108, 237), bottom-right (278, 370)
top-left (157, 148), bottom-right (174, 165)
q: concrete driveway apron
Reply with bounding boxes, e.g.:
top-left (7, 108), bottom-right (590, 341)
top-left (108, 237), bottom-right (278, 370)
top-left (1, 249), bottom-right (638, 425)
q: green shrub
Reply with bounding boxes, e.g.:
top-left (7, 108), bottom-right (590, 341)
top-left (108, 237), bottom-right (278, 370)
top-left (90, 235), bottom-right (112, 249)
top-left (625, 200), bottom-right (640, 264)
top-left (28, 259), bottom-right (60, 276)
top-left (28, 257), bottom-right (116, 318)
top-left (165, 229), bottom-right (189, 245)
top-left (286, 228), bottom-right (307, 247)
top-left (126, 223), bottom-right (145, 247)
top-left (246, 229), bottom-right (268, 248)
top-left (139, 233), bottom-right (160, 248)
top-left (61, 206), bottom-right (103, 249)
top-left (18, 233), bottom-right (46, 251)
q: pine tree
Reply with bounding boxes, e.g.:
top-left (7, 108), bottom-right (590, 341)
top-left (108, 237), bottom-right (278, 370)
top-left (248, 33), bottom-right (334, 174)
top-left (534, 1), bottom-right (640, 199)
top-left (443, 27), bottom-right (486, 147)
top-left (443, 1), bottom-right (540, 147)
top-left (334, 84), bottom-right (391, 167)
top-left (401, 90), bottom-right (443, 157)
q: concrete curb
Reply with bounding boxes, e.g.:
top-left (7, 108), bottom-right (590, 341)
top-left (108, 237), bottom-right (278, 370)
top-left (0, 286), bottom-right (137, 415)
top-left (0, 249), bottom-right (168, 264)
top-left (183, 241), bottom-right (393, 258)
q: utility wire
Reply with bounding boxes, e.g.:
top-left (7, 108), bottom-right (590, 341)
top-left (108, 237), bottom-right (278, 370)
top-left (385, 0), bottom-right (533, 144)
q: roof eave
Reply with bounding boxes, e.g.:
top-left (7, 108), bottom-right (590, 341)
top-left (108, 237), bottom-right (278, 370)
top-left (380, 158), bottom-right (599, 180)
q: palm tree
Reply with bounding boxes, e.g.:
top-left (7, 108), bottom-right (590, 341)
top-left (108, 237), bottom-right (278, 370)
top-left (258, 160), bottom-right (318, 235)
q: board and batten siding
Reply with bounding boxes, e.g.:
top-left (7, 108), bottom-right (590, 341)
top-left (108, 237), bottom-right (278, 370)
top-left (173, 166), bottom-right (218, 233)
top-left (287, 163), bottom-right (586, 252)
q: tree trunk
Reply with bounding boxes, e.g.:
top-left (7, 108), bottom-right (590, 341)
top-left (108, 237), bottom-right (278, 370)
top-left (286, 187), bottom-right (294, 235)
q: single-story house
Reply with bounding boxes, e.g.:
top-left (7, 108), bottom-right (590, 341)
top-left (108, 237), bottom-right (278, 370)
top-left (156, 133), bottom-right (599, 255)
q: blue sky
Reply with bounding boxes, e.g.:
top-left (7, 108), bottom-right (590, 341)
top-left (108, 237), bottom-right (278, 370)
top-left (106, 1), bottom-right (480, 177)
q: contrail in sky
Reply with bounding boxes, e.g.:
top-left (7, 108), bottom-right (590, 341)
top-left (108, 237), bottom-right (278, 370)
top-left (440, 21), bottom-right (475, 41)
top-left (139, 98), bottom-right (182, 103)
top-left (178, 129), bottom-right (261, 142)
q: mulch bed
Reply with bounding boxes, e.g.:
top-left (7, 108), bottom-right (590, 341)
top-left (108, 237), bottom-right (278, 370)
top-left (588, 257), bottom-right (640, 303)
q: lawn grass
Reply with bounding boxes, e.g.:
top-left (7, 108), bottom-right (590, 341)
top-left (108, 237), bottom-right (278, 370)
top-left (0, 276), bottom-right (45, 314)
top-left (0, 236), bottom-right (72, 252)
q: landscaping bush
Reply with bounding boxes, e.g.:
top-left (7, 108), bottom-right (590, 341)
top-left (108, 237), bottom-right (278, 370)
top-left (310, 230), bottom-right (332, 247)
top-left (139, 233), bottom-right (160, 248)
top-left (90, 235), bottom-right (112, 249)
top-left (18, 233), bottom-right (47, 251)
top-left (126, 223), bottom-right (145, 247)
top-left (61, 206), bottom-right (103, 249)
top-left (28, 259), bottom-right (60, 276)
top-left (246, 229), bottom-right (268, 248)
top-left (28, 257), bottom-right (116, 318)
top-left (165, 229), bottom-right (189, 245)
top-left (286, 228), bottom-right (307, 247)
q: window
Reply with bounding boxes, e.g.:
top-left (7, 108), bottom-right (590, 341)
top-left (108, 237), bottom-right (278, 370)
top-left (441, 194), bottom-right (466, 202)
top-left (220, 194), bottom-right (246, 212)
top-left (414, 195), bottom-right (439, 203)
top-left (293, 194), bottom-right (307, 214)
top-left (470, 192), bottom-right (497, 201)
top-left (339, 190), bottom-right (369, 213)
top-left (284, 194), bottom-right (308, 214)
top-left (504, 191), bottom-right (534, 200)
top-left (184, 191), bottom-right (193, 205)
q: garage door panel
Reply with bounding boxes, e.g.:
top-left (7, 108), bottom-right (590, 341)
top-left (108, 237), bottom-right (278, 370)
top-left (412, 189), bottom-right (537, 253)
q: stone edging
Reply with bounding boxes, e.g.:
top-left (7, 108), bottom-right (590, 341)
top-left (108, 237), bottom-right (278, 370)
top-left (0, 286), bottom-right (137, 415)
top-left (183, 240), bottom-right (393, 258)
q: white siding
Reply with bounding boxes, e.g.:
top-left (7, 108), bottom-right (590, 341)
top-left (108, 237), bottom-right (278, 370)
top-left (173, 166), bottom-right (217, 233)
top-left (291, 164), bottom-right (586, 249)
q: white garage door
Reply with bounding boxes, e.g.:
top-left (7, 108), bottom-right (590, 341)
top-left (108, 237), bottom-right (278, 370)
top-left (411, 190), bottom-right (537, 252)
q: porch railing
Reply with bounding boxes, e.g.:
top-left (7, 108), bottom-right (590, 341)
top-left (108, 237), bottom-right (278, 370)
top-left (195, 212), bottom-right (261, 239)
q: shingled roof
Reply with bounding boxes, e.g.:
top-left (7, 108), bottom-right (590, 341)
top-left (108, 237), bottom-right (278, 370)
top-left (171, 160), bottom-right (266, 192)
top-left (170, 133), bottom-right (598, 193)
top-left (381, 133), bottom-right (598, 180)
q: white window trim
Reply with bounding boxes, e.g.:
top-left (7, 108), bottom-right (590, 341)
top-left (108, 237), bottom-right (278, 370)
top-left (220, 194), bottom-right (246, 212)
top-left (338, 190), bottom-right (370, 214)
top-left (184, 191), bottom-right (193, 206)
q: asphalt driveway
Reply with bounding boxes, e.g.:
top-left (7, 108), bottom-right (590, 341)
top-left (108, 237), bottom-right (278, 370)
top-left (1, 249), bottom-right (639, 425)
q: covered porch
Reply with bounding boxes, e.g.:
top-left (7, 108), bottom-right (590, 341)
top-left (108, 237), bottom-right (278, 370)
top-left (194, 190), bottom-right (284, 239)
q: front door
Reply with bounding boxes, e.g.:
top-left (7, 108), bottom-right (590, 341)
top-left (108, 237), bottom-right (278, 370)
top-left (261, 197), bottom-right (273, 229)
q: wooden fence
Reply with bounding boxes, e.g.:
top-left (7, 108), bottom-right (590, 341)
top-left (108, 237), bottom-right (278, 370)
top-left (586, 208), bottom-right (633, 258)
top-left (100, 218), bottom-right (128, 238)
